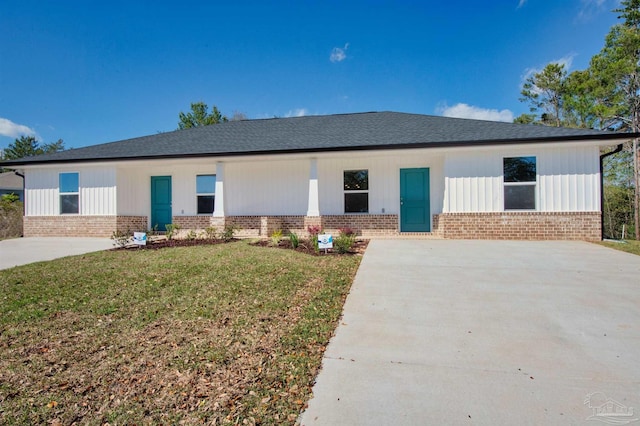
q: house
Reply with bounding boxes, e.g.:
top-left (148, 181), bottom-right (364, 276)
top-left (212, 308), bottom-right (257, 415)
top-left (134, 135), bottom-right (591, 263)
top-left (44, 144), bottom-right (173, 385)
top-left (0, 112), bottom-right (633, 241)
top-left (0, 171), bottom-right (24, 201)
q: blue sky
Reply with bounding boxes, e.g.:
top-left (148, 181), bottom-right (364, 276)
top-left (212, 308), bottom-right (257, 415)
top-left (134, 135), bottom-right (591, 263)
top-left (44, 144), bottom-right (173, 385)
top-left (0, 0), bottom-right (622, 150)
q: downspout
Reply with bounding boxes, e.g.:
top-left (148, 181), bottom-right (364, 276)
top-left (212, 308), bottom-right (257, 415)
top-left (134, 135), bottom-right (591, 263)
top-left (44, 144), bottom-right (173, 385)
top-left (600, 144), bottom-right (623, 240)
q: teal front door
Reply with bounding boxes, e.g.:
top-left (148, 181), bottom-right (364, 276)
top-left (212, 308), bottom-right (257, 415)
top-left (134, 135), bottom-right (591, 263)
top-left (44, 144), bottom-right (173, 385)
top-left (151, 176), bottom-right (172, 232)
top-left (400, 168), bottom-right (430, 232)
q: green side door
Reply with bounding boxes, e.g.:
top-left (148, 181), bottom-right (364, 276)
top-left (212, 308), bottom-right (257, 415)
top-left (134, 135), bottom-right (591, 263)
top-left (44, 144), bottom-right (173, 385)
top-left (400, 168), bottom-right (430, 232)
top-left (151, 176), bottom-right (172, 232)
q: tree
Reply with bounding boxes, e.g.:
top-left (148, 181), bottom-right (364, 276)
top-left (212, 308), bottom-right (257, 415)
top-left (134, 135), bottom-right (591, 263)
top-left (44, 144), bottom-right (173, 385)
top-left (519, 63), bottom-right (569, 127)
top-left (177, 102), bottom-right (228, 129)
top-left (589, 0), bottom-right (640, 239)
top-left (3, 136), bottom-right (65, 160)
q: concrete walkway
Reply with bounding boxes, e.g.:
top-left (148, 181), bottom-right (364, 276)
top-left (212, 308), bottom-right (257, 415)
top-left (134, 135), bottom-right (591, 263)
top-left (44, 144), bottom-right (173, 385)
top-left (300, 240), bottom-right (640, 426)
top-left (0, 237), bottom-right (113, 270)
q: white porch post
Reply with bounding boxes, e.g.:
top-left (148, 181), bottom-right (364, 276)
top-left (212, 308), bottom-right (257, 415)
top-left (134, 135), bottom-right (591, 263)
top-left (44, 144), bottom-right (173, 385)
top-left (306, 158), bottom-right (320, 216)
top-left (214, 162), bottom-right (225, 217)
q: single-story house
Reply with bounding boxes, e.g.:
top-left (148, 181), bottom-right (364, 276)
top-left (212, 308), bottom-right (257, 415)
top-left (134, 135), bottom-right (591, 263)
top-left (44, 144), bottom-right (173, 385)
top-left (0, 171), bottom-right (24, 201)
top-left (0, 112), bottom-right (633, 241)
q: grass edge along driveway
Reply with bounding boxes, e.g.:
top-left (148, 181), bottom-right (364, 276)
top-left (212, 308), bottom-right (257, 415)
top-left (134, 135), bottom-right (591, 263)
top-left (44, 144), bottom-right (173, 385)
top-left (0, 240), bottom-right (361, 425)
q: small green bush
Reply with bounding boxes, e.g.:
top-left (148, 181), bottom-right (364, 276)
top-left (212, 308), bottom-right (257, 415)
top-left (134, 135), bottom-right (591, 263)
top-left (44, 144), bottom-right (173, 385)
top-left (220, 225), bottom-right (238, 242)
top-left (165, 224), bottom-right (179, 240)
top-left (289, 232), bottom-right (300, 249)
top-left (205, 226), bottom-right (217, 240)
top-left (185, 229), bottom-right (197, 241)
top-left (334, 233), bottom-right (356, 254)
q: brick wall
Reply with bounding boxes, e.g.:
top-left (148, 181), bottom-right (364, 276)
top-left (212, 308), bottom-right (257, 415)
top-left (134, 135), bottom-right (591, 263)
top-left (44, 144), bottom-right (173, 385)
top-left (433, 212), bottom-right (601, 241)
top-left (172, 216), bottom-right (212, 230)
top-left (116, 216), bottom-right (148, 234)
top-left (24, 216), bottom-right (116, 237)
top-left (22, 212), bottom-right (602, 241)
top-left (321, 214), bottom-right (399, 237)
top-left (227, 215), bottom-right (400, 237)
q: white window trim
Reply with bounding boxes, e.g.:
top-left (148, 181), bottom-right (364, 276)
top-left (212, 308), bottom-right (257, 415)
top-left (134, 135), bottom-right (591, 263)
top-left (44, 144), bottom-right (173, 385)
top-left (196, 174), bottom-right (216, 215)
top-left (503, 157), bottom-right (537, 211)
top-left (343, 169), bottom-right (369, 214)
top-left (59, 172), bottom-right (80, 215)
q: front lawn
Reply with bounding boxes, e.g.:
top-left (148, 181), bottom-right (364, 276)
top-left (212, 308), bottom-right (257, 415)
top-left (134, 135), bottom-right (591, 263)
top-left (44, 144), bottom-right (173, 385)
top-left (0, 241), bottom-right (361, 425)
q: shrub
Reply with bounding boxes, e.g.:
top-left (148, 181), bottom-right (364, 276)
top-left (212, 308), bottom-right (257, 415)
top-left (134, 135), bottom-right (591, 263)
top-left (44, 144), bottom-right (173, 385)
top-left (205, 226), bottom-right (217, 240)
top-left (334, 234), bottom-right (356, 254)
top-left (0, 199), bottom-right (23, 239)
top-left (185, 229), bottom-right (197, 241)
top-left (220, 225), bottom-right (238, 242)
top-left (289, 232), bottom-right (300, 249)
top-left (111, 230), bottom-right (131, 248)
top-left (165, 224), bottom-right (179, 241)
top-left (339, 227), bottom-right (356, 237)
top-left (270, 229), bottom-right (283, 246)
top-left (307, 225), bottom-right (321, 236)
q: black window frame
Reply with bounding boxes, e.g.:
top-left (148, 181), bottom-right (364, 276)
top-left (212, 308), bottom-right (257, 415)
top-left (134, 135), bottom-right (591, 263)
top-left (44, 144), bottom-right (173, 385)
top-left (59, 172), bottom-right (79, 215)
top-left (344, 169), bottom-right (369, 213)
top-left (503, 157), bottom-right (537, 211)
top-left (196, 174), bottom-right (216, 215)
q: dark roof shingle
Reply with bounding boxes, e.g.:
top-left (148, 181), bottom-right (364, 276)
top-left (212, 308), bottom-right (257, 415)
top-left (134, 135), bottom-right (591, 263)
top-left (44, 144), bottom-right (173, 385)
top-left (1, 111), bottom-right (632, 166)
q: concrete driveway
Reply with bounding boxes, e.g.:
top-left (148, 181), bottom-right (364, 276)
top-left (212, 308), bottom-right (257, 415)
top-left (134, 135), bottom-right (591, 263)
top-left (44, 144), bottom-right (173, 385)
top-left (300, 240), bottom-right (640, 425)
top-left (0, 237), bottom-right (113, 270)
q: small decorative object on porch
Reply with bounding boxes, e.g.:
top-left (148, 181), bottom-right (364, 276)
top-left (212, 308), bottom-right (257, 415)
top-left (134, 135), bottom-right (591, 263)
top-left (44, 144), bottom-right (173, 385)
top-left (133, 232), bottom-right (147, 246)
top-left (318, 233), bottom-right (333, 253)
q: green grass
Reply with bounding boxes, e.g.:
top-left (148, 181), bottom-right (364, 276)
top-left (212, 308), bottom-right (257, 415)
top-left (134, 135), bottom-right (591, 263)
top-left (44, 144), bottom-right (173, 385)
top-left (0, 241), bottom-right (362, 425)
top-left (598, 239), bottom-right (640, 256)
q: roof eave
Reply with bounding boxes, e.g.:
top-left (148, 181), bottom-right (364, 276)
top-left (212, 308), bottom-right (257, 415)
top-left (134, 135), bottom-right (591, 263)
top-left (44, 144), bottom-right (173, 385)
top-left (2, 132), bottom-right (635, 167)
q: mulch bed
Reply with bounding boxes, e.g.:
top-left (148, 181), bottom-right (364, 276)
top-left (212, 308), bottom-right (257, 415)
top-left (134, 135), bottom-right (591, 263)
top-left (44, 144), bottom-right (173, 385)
top-left (250, 238), bottom-right (368, 256)
top-left (113, 238), bottom-right (236, 250)
top-left (113, 237), bottom-right (368, 255)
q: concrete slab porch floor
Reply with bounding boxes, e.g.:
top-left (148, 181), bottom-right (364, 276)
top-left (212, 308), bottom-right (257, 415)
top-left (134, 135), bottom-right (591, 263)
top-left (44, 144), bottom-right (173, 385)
top-left (0, 237), bottom-right (113, 270)
top-left (300, 240), bottom-right (640, 426)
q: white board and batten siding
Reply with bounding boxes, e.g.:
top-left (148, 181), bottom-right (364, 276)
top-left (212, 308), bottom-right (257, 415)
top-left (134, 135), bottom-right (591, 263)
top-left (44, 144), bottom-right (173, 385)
top-left (317, 153), bottom-right (445, 215)
top-left (219, 153), bottom-right (445, 216)
top-left (117, 162), bottom-right (218, 216)
top-left (25, 166), bottom-right (116, 216)
top-left (443, 145), bottom-right (601, 213)
top-left (225, 159), bottom-right (308, 215)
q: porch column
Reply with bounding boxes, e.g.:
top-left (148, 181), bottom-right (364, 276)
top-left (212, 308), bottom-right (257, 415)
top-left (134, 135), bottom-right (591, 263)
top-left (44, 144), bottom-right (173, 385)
top-left (307, 158), bottom-right (320, 216)
top-left (214, 162), bottom-right (225, 217)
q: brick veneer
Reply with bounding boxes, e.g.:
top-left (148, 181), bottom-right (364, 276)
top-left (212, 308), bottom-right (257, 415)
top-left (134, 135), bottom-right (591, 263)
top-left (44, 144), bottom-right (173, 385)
top-left (225, 214), bottom-right (400, 237)
top-left (321, 214), bottom-right (399, 237)
top-left (23, 212), bottom-right (602, 241)
top-left (24, 215), bottom-right (147, 237)
top-left (433, 212), bottom-right (601, 241)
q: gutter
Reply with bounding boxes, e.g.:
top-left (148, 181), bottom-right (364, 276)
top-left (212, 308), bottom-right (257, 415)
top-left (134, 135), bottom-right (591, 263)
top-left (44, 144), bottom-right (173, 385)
top-left (13, 170), bottom-right (25, 215)
top-left (600, 144), bottom-right (624, 240)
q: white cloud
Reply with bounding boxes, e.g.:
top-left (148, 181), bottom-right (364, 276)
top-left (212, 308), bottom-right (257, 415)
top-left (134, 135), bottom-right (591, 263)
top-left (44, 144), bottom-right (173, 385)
top-left (285, 108), bottom-right (308, 118)
top-left (330, 43), bottom-right (349, 63)
top-left (517, 0), bottom-right (527, 9)
top-left (576, 0), bottom-right (611, 22)
top-left (439, 103), bottom-right (514, 122)
top-left (0, 118), bottom-right (37, 139)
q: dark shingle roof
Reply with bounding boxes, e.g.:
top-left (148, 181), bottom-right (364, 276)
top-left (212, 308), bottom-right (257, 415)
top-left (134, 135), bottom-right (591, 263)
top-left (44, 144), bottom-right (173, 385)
top-left (1, 112), bottom-right (633, 166)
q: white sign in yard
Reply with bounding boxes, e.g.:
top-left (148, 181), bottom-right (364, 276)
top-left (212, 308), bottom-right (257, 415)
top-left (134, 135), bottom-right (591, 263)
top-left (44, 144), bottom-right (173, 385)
top-left (133, 232), bottom-right (147, 245)
top-left (318, 234), bottom-right (333, 249)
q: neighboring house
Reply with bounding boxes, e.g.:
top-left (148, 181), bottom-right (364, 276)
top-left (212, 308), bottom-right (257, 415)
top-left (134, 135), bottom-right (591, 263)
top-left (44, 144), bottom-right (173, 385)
top-left (0, 112), bottom-right (633, 240)
top-left (0, 171), bottom-right (24, 201)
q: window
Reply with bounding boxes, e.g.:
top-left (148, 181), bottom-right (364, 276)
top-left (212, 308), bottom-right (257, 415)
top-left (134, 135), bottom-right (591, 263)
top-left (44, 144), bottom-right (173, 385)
top-left (344, 170), bottom-right (368, 213)
top-left (59, 172), bottom-right (79, 214)
top-left (503, 157), bottom-right (536, 210)
top-left (196, 174), bottom-right (216, 214)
